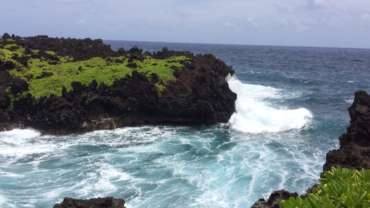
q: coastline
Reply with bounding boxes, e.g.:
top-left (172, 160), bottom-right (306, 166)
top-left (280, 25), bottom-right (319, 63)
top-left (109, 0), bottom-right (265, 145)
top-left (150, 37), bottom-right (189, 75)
top-left (50, 90), bottom-right (370, 208)
top-left (1, 34), bottom-right (369, 208)
top-left (251, 91), bottom-right (370, 208)
top-left (0, 34), bottom-right (236, 134)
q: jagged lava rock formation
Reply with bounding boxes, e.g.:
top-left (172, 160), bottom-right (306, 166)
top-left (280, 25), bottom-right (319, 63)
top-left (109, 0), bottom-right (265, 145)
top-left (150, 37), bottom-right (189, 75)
top-left (0, 34), bottom-right (236, 134)
top-left (53, 197), bottom-right (125, 208)
top-left (251, 90), bottom-right (370, 208)
top-left (251, 190), bottom-right (298, 208)
top-left (325, 90), bottom-right (370, 170)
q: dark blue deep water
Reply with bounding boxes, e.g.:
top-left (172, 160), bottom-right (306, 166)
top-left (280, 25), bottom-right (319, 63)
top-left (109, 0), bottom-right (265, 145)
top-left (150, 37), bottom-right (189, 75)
top-left (1, 42), bottom-right (370, 208)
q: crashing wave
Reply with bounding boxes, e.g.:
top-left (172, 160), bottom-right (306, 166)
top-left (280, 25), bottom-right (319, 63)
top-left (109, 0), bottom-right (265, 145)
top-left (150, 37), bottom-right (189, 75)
top-left (228, 77), bottom-right (313, 133)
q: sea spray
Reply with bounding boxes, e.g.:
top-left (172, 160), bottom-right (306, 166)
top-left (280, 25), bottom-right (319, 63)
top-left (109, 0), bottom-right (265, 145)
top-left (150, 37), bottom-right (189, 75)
top-left (228, 77), bottom-right (313, 133)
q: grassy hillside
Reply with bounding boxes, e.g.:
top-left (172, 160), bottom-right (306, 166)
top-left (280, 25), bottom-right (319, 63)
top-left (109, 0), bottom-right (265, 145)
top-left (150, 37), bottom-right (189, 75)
top-left (0, 38), bottom-right (189, 99)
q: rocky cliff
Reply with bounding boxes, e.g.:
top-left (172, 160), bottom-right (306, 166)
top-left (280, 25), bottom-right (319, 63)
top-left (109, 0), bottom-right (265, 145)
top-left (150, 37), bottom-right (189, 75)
top-left (251, 90), bottom-right (370, 208)
top-left (325, 90), bottom-right (370, 170)
top-left (0, 34), bottom-right (236, 134)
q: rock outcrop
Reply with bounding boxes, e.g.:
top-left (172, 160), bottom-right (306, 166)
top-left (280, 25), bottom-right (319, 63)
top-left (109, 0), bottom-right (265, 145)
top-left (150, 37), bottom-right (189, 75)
top-left (251, 190), bottom-right (298, 208)
top-left (251, 90), bottom-right (370, 208)
top-left (0, 34), bottom-right (236, 134)
top-left (53, 197), bottom-right (125, 208)
top-left (324, 90), bottom-right (370, 170)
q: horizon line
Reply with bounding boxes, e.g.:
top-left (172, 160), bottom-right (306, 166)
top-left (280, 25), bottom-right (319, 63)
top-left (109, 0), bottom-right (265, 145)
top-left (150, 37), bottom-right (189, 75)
top-left (105, 38), bottom-right (370, 51)
top-left (2, 32), bottom-right (369, 50)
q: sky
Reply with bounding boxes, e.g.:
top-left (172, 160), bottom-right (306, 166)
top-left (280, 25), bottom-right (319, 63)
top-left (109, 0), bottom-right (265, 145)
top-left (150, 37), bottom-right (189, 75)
top-left (1, 0), bottom-right (370, 48)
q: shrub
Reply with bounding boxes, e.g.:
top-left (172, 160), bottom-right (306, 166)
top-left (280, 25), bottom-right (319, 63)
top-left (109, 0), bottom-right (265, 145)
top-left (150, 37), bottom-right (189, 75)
top-left (281, 168), bottom-right (370, 208)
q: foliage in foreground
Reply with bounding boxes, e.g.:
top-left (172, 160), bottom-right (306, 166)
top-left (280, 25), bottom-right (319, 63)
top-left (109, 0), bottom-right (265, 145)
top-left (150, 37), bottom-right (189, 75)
top-left (281, 168), bottom-right (370, 208)
top-left (0, 39), bottom-right (189, 99)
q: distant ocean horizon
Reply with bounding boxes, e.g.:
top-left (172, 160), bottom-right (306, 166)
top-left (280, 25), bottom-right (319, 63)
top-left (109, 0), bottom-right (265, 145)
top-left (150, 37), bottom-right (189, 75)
top-left (106, 39), bottom-right (370, 50)
top-left (1, 41), bottom-right (370, 208)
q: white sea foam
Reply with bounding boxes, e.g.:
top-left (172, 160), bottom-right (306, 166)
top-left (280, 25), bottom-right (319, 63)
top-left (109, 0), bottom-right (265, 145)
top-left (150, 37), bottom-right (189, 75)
top-left (345, 96), bottom-right (354, 104)
top-left (0, 194), bottom-right (6, 206)
top-left (80, 126), bottom-right (173, 148)
top-left (228, 77), bottom-right (313, 133)
top-left (42, 187), bottom-right (67, 201)
top-left (98, 163), bottom-right (132, 182)
top-left (0, 126), bottom-right (171, 158)
top-left (78, 162), bottom-right (133, 197)
top-left (0, 129), bottom-right (40, 140)
top-left (0, 129), bottom-right (55, 158)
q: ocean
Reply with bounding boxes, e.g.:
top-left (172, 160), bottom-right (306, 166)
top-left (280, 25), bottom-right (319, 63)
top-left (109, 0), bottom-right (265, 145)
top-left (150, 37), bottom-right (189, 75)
top-left (1, 42), bottom-right (370, 208)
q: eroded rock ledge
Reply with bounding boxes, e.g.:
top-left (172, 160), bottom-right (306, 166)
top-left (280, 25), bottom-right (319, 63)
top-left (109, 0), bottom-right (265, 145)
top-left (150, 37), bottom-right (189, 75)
top-left (53, 197), bottom-right (125, 208)
top-left (251, 190), bottom-right (298, 208)
top-left (0, 33), bottom-right (236, 134)
top-left (251, 91), bottom-right (370, 208)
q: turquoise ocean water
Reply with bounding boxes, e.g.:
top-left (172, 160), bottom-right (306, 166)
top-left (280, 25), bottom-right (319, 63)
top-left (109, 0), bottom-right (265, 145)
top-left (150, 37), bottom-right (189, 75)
top-left (1, 42), bottom-right (370, 208)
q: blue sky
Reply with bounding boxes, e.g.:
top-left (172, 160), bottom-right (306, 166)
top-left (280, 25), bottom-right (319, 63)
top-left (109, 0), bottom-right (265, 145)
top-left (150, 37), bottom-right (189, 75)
top-left (1, 0), bottom-right (370, 48)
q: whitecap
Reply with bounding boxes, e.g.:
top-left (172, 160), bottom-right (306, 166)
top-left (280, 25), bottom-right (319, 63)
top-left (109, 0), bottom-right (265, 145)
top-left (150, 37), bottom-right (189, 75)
top-left (228, 77), bottom-right (313, 134)
top-left (0, 129), bottom-right (41, 141)
top-left (0, 194), bottom-right (7, 207)
top-left (0, 129), bottom-right (56, 158)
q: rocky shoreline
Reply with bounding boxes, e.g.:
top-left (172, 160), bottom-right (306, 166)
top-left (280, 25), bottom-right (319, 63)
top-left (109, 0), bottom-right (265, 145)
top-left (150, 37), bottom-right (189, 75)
top-left (3, 34), bottom-right (368, 208)
top-left (251, 90), bottom-right (370, 208)
top-left (0, 34), bottom-right (236, 134)
top-left (50, 91), bottom-right (370, 208)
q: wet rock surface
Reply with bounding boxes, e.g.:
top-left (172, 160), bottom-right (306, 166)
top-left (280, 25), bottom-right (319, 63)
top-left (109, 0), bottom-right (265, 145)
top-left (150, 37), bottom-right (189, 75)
top-left (53, 197), bottom-right (125, 208)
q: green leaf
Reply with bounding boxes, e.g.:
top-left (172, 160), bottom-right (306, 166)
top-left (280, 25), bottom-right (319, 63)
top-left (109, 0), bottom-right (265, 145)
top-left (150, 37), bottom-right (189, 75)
top-left (280, 168), bottom-right (370, 208)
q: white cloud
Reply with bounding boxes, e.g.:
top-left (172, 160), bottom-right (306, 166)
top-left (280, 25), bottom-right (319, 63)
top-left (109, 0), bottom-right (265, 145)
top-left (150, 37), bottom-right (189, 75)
top-left (0, 0), bottom-right (370, 48)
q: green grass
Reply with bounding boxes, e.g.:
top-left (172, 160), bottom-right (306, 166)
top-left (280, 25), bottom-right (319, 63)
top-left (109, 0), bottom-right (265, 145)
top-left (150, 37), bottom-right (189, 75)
top-left (281, 168), bottom-right (370, 208)
top-left (1, 40), bottom-right (189, 99)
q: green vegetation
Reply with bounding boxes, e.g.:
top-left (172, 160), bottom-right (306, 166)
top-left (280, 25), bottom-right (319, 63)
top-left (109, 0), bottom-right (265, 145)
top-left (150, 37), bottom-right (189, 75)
top-left (0, 41), bottom-right (25, 61)
top-left (281, 168), bottom-right (370, 208)
top-left (0, 40), bottom-right (189, 99)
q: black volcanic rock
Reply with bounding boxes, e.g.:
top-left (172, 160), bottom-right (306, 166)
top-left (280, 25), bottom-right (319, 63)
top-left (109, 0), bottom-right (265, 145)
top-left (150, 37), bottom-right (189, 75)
top-left (251, 190), bottom-right (298, 208)
top-left (53, 197), bottom-right (125, 208)
top-left (15, 35), bottom-right (115, 61)
top-left (0, 60), bottom-right (16, 71)
top-left (324, 90), bottom-right (370, 170)
top-left (0, 35), bottom-right (236, 134)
